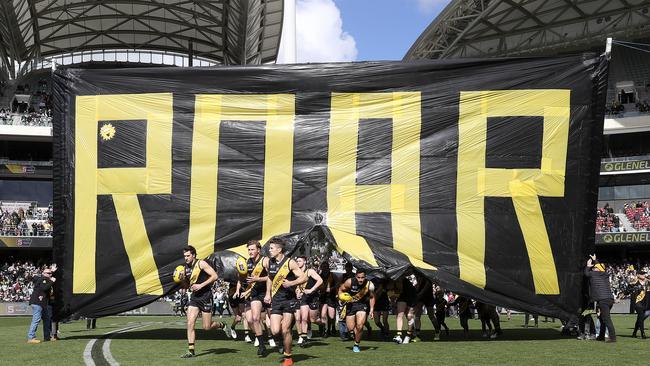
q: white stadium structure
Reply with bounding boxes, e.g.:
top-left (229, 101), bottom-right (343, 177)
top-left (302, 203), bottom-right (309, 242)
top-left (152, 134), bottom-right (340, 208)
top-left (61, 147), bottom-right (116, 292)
top-left (405, 0), bottom-right (650, 60)
top-left (0, 0), bottom-right (284, 81)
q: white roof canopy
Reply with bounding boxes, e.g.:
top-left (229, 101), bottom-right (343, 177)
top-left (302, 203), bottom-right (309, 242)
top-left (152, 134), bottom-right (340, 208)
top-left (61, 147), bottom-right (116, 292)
top-left (405, 0), bottom-right (650, 60)
top-left (0, 0), bottom-right (284, 78)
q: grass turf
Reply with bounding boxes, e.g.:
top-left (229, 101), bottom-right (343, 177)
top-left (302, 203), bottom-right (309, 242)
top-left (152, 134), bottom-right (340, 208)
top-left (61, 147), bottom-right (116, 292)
top-left (0, 314), bottom-right (646, 365)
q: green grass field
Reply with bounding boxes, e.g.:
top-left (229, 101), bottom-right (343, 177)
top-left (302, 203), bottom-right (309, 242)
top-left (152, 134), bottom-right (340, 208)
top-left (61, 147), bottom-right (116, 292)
top-left (1, 314), bottom-right (647, 365)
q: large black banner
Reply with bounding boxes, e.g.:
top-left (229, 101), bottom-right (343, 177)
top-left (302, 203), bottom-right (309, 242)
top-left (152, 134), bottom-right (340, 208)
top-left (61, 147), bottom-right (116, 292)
top-left (53, 55), bottom-right (607, 320)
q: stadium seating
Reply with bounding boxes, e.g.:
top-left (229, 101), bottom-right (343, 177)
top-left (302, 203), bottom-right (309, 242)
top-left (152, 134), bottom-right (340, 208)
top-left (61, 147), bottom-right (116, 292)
top-left (0, 201), bottom-right (52, 237)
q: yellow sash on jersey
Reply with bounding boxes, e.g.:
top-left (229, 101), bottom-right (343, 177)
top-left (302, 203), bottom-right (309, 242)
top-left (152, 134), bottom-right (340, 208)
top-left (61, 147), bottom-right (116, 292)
top-left (270, 256), bottom-right (291, 298)
top-left (297, 269), bottom-right (310, 294)
top-left (297, 281), bottom-right (307, 294)
top-left (340, 281), bottom-right (370, 320)
top-left (636, 290), bottom-right (646, 304)
top-left (243, 257), bottom-right (265, 299)
top-left (188, 260), bottom-right (201, 286)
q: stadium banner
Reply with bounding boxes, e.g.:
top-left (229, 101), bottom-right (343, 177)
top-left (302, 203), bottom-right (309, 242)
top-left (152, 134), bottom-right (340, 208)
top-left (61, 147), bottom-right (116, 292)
top-left (0, 301), bottom-right (176, 316)
top-left (0, 302), bottom-right (31, 316)
top-left (0, 161), bottom-right (52, 179)
top-left (596, 232), bottom-right (650, 244)
top-left (600, 159), bottom-right (650, 173)
top-left (0, 236), bottom-right (52, 248)
top-left (53, 55), bottom-right (608, 320)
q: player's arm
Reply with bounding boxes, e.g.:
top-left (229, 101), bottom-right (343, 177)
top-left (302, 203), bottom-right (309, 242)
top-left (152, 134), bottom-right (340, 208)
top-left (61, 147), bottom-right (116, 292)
top-left (305, 269), bottom-right (323, 295)
top-left (369, 282), bottom-right (376, 319)
top-left (373, 281), bottom-right (384, 298)
top-left (338, 279), bottom-right (351, 297)
top-left (250, 273), bottom-right (268, 282)
top-left (584, 257), bottom-right (595, 276)
top-left (193, 260), bottom-right (217, 291)
top-left (284, 259), bottom-right (306, 287)
top-left (235, 276), bottom-right (243, 297)
top-left (249, 260), bottom-right (268, 283)
top-left (263, 257), bottom-right (272, 303)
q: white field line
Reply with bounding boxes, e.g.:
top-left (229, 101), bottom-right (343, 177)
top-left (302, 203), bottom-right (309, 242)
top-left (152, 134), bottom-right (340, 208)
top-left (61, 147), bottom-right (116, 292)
top-left (102, 324), bottom-right (151, 366)
top-left (83, 323), bottom-right (149, 366)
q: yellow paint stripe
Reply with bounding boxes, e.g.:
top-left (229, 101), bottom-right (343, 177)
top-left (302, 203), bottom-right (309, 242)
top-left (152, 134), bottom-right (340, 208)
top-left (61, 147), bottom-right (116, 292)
top-left (113, 194), bottom-right (163, 295)
top-left (329, 228), bottom-right (378, 267)
top-left (227, 244), bottom-right (249, 258)
top-left (260, 94), bottom-right (294, 243)
top-left (73, 96), bottom-right (98, 294)
top-left (188, 95), bottom-right (221, 259)
top-left (511, 181), bottom-right (560, 294)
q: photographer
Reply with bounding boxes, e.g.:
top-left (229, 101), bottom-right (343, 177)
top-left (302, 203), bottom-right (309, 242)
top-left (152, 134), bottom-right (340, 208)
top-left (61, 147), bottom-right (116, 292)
top-left (585, 255), bottom-right (616, 342)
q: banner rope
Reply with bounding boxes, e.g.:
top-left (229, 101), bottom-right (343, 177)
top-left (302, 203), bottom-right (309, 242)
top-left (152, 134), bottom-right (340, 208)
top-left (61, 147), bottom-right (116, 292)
top-left (612, 39), bottom-right (650, 54)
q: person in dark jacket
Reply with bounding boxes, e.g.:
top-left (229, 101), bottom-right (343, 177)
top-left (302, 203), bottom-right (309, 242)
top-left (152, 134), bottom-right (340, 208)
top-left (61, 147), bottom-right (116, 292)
top-left (585, 255), bottom-right (616, 342)
top-left (27, 265), bottom-right (56, 343)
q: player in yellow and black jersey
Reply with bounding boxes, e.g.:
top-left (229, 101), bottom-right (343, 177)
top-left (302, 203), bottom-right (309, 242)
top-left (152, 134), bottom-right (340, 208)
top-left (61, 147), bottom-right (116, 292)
top-left (338, 268), bottom-right (375, 353)
top-left (180, 245), bottom-right (226, 358)
top-left (263, 238), bottom-right (306, 366)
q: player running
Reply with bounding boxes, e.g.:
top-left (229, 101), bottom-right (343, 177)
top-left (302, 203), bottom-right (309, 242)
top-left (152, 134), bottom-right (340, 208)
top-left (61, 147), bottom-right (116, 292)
top-left (338, 268), bottom-right (375, 353)
top-left (295, 256), bottom-right (323, 346)
top-left (264, 238), bottom-right (307, 366)
top-left (180, 245), bottom-right (226, 358)
top-left (237, 240), bottom-right (269, 356)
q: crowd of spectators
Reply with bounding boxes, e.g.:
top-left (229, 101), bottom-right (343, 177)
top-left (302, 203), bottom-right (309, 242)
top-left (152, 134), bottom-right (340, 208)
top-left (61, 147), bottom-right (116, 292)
top-left (605, 101), bottom-right (625, 116)
top-left (605, 260), bottom-right (650, 299)
top-left (0, 260), bottom-right (42, 302)
top-left (0, 108), bottom-right (52, 127)
top-left (635, 100), bottom-right (650, 113)
top-left (596, 204), bottom-right (622, 233)
top-left (604, 99), bottom-right (650, 116)
top-left (1, 78), bottom-right (53, 127)
top-left (19, 109), bottom-right (52, 127)
top-left (0, 108), bottom-right (11, 124)
top-left (0, 202), bottom-right (53, 237)
top-left (624, 201), bottom-right (650, 231)
top-left (595, 202), bottom-right (650, 233)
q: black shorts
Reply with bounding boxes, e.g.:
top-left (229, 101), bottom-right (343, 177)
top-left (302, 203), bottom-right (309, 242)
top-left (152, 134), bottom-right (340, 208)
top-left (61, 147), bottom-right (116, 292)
top-left (319, 293), bottom-right (328, 306)
top-left (271, 299), bottom-right (298, 315)
top-left (245, 292), bottom-right (268, 308)
top-left (346, 302), bottom-right (369, 317)
top-left (375, 294), bottom-right (390, 312)
top-left (397, 295), bottom-right (417, 308)
top-left (300, 294), bottom-right (320, 311)
top-left (325, 293), bottom-right (338, 308)
top-left (189, 291), bottom-right (213, 313)
top-left (229, 296), bottom-right (242, 309)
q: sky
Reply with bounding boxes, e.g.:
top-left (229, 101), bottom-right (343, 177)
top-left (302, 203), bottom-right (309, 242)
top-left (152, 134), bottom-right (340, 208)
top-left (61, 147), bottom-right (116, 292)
top-left (277, 0), bottom-right (451, 63)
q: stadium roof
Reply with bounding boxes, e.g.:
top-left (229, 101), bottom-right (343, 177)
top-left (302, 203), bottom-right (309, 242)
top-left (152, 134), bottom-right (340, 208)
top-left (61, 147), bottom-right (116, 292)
top-left (0, 0), bottom-right (283, 78)
top-left (405, 0), bottom-right (650, 60)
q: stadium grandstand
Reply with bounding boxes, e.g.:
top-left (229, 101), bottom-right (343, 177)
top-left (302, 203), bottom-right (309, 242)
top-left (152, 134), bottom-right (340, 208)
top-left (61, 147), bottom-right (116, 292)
top-left (1, 0), bottom-right (284, 306)
top-left (405, 0), bottom-right (650, 264)
top-left (1, 0), bottom-right (649, 313)
top-left (1, 2), bottom-right (650, 365)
